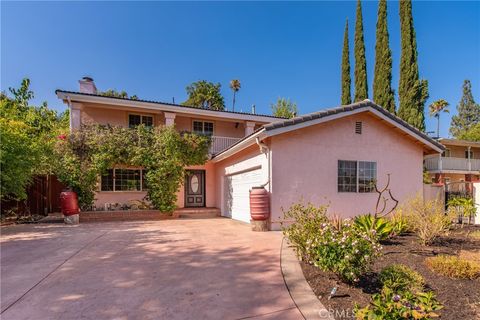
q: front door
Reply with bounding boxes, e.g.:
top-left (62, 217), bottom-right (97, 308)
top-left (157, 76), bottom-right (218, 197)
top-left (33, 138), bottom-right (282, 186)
top-left (185, 170), bottom-right (205, 207)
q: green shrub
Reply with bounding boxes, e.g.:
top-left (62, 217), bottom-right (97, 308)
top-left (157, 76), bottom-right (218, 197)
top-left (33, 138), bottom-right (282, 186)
top-left (355, 287), bottom-right (443, 320)
top-left (379, 264), bottom-right (425, 293)
top-left (282, 203), bottom-right (381, 283)
top-left (281, 202), bottom-right (329, 261)
top-left (425, 255), bottom-right (480, 279)
top-left (403, 196), bottom-right (454, 246)
top-left (389, 211), bottom-right (411, 236)
top-left (311, 220), bottom-right (382, 283)
top-left (354, 214), bottom-right (394, 241)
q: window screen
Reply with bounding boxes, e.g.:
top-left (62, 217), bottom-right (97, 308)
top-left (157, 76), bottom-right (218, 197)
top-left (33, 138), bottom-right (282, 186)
top-left (358, 161), bottom-right (376, 193)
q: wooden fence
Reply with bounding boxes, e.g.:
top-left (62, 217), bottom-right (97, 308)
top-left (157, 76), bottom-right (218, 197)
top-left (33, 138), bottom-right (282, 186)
top-left (1, 175), bottom-right (65, 216)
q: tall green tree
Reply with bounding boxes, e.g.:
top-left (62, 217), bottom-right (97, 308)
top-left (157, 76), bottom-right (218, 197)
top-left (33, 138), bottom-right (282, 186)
top-left (397, 0), bottom-right (428, 131)
top-left (341, 19), bottom-right (352, 105)
top-left (271, 98), bottom-right (298, 118)
top-left (373, 0), bottom-right (395, 113)
top-left (1, 78), bottom-right (68, 201)
top-left (354, 0), bottom-right (368, 101)
top-left (428, 99), bottom-right (449, 138)
top-left (450, 80), bottom-right (480, 138)
top-left (183, 80), bottom-right (225, 111)
top-left (99, 89), bottom-right (138, 100)
top-left (229, 79), bottom-right (241, 111)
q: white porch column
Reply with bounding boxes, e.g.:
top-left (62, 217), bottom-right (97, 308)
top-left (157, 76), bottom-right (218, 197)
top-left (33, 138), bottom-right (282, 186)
top-left (473, 182), bottom-right (480, 225)
top-left (70, 102), bottom-right (82, 131)
top-left (245, 121), bottom-right (256, 136)
top-left (164, 112), bottom-right (176, 126)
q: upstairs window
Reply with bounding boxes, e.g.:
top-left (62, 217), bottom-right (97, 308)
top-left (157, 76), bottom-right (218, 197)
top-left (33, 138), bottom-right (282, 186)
top-left (193, 120), bottom-right (214, 136)
top-left (129, 114), bottom-right (153, 128)
top-left (442, 149), bottom-right (451, 157)
top-left (100, 168), bottom-right (147, 192)
top-left (338, 160), bottom-right (377, 193)
top-left (465, 150), bottom-right (474, 159)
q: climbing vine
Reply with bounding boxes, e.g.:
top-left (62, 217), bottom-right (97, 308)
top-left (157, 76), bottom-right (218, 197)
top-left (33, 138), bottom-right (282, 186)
top-left (54, 125), bottom-right (210, 211)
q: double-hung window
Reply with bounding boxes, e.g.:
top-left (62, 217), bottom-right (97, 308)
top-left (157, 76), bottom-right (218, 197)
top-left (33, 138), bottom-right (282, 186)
top-left (192, 120), bottom-right (214, 136)
top-left (338, 160), bottom-right (377, 193)
top-left (101, 168), bottom-right (147, 191)
top-left (129, 114), bottom-right (153, 128)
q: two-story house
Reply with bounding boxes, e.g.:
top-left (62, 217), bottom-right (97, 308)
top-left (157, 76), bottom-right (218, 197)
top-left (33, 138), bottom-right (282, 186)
top-left (57, 77), bottom-right (444, 230)
top-left (425, 138), bottom-right (480, 191)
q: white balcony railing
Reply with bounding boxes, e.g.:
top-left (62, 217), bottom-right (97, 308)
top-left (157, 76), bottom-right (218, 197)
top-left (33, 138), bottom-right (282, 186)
top-left (425, 156), bottom-right (480, 172)
top-left (209, 136), bottom-right (242, 155)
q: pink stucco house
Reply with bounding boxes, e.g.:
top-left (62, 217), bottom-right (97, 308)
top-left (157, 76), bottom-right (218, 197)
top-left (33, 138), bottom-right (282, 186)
top-left (56, 77), bottom-right (444, 230)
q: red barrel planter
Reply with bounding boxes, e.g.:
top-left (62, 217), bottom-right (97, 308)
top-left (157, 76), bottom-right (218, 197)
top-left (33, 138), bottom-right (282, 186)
top-left (249, 187), bottom-right (270, 221)
top-left (60, 191), bottom-right (79, 216)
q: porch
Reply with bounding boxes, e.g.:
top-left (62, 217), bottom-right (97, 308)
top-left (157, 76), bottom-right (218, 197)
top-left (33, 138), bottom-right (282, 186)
top-left (425, 156), bottom-right (480, 173)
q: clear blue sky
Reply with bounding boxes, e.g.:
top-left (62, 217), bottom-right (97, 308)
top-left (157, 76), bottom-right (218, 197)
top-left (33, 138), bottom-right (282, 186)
top-left (2, 1), bottom-right (479, 137)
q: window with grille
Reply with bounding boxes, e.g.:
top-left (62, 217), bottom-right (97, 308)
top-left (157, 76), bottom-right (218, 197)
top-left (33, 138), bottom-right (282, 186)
top-left (100, 168), bottom-right (147, 191)
top-left (193, 120), bottom-right (214, 136)
top-left (338, 160), bottom-right (377, 193)
top-left (129, 114), bottom-right (153, 128)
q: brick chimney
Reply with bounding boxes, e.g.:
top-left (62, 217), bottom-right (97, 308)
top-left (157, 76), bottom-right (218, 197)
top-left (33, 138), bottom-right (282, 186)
top-left (79, 76), bottom-right (97, 94)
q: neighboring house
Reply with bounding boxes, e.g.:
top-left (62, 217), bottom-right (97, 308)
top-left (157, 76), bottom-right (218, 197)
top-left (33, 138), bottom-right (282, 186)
top-left (425, 138), bottom-right (480, 189)
top-left (57, 77), bottom-right (443, 230)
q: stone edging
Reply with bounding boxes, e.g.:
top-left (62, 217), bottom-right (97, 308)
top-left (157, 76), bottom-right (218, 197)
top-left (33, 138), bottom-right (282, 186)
top-left (280, 238), bottom-right (335, 320)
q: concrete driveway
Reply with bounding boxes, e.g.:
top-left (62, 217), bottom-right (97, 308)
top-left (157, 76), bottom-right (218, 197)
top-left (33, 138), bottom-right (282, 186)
top-left (0, 218), bottom-right (303, 320)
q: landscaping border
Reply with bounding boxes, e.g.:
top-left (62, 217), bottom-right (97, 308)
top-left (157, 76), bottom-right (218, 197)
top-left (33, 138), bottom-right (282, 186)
top-left (280, 238), bottom-right (335, 320)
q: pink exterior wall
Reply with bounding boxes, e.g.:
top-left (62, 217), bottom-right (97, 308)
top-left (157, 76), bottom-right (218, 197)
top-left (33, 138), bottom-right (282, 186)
top-left (80, 104), bottom-right (247, 139)
top-left (214, 145), bottom-right (268, 215)
top-left (175, 115), bottom-right (246, 138)
top-left (269, 112), bottom-right (425, 230)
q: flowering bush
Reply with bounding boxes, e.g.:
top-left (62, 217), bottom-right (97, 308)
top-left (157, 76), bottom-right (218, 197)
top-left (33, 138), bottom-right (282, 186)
top-left (311, 220), bottom-right (382, 283)
top-left (54, 125), bottom-right (210, 211)
top-left (281, 202), bottom-right (329, 261)
top-left (355, 287), bottom-right (443, 319)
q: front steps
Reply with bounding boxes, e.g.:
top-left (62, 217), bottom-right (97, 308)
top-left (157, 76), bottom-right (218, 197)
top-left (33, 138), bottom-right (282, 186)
top-left (176, 207), bottom-right (221, 219)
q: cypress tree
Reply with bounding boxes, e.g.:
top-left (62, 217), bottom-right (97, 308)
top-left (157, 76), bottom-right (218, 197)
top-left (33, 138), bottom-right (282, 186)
top-left (354, 0), bottom-right (368, 101)
top-left (397, 0), bottom-right (428, 131)
top-left (450, 80), bottom-right (480, 138)
top-left (373, 0), bottom-right (395, 113)
top-left (341, 19), bottom-right (352, 105)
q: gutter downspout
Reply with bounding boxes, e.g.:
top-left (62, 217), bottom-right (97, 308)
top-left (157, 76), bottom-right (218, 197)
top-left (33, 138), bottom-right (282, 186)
top-left (256, 137), bottom-right (271, 191)
top-left (66, 95), bottom-right (73, 132)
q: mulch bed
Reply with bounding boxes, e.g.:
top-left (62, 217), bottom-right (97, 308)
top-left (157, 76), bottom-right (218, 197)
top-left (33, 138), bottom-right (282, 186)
top-left (301, 225), bottom-right (480, 319)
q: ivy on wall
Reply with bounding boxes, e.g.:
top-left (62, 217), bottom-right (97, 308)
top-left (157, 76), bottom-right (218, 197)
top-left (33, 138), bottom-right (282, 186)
top-left (54, 125), bottom-right (210, 212)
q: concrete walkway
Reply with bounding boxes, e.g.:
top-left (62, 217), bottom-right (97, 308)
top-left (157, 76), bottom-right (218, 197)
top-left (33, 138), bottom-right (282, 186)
top-left (0, 218), bottom-right (303, 320)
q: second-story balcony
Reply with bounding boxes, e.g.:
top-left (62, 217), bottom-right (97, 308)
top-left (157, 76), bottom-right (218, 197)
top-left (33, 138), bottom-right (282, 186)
top-left (425, 156), bottom-right (480, 172)
top-left (209, 136), bottom-right (242, 155)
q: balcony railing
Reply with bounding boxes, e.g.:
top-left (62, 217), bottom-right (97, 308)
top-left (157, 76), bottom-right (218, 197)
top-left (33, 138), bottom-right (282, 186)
top-left (425, 156), bottom-right (480, 172)
top-left (209, 136), bottom-right (242, 155)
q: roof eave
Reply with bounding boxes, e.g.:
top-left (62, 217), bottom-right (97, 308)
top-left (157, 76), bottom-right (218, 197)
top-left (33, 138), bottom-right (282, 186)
top-left (55, 90), bottom-right (283, 123)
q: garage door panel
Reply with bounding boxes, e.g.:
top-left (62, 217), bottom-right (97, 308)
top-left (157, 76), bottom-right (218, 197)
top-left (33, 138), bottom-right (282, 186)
top-left (224, 169), bottom-right (262, 223)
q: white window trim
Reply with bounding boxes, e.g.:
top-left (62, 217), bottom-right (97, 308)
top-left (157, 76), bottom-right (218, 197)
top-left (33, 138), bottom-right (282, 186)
top-left (192, 119), bottom-right (215, 136)
top-left (338, 160), bottom-right (377, 193)
top-left (100, 167), bottom-right (147, 192)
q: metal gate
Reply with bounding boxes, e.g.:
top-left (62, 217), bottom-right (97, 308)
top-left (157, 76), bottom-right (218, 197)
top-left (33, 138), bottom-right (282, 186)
top-left (445, 181), bottom-right (475, 224)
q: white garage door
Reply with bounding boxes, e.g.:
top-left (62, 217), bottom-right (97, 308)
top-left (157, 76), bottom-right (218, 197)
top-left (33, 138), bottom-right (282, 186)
top-left (224, 169), bottom-right (263, 223)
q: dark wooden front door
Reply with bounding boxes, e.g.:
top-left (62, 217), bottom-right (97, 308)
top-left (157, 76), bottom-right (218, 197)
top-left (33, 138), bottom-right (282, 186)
top-left (185, 170), bottom-right (205, 207)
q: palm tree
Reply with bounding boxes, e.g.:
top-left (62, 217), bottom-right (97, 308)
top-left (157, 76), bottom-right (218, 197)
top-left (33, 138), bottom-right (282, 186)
top-left (229, 79), bottom-right (241, 111)
top-left (429, 99), bottom-right (449, 138)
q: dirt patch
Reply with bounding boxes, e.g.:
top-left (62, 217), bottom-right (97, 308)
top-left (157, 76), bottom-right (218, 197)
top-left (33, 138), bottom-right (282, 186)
top-left (301, 225), bottom-right (480, 320)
